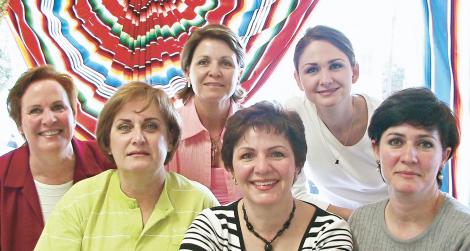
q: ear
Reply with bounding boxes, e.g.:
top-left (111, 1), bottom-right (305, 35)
top-left (352, 63), bottom-right (360, 84)
top-left (441, 147), bottom-right (452, 166)
top-left (294, 71), bottom-right (304, 91)
top-left (371, 139), bottom-right (380, 160)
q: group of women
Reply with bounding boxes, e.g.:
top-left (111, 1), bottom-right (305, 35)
top-left (0, 23), bottom-right (469, 251)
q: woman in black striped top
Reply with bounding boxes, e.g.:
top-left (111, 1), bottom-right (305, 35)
top-left (180, 101), bottom-right (352, 251)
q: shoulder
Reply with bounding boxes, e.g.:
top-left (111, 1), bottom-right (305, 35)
top-left (0, 144), bottom-right (29, 179)
top-left (166, 172), bottom-right (219, 205)
top-left (302, 202), bottom-right (353, 250)
top-left (349, 199), bottom-right (386, 234)
top-left (357, 93), bottom-right (381, 111)
top-left (350, 199), bottom-right (385, 220)
top-left (62, 170), bottom-right (115, 203)
top-left (285, 95), bottom-right (307, 110)
top-left (442, 195), bottom-right (470, 227)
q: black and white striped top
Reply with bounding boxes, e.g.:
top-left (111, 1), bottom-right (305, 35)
top-left (180, 200), bottom-right (353, 250)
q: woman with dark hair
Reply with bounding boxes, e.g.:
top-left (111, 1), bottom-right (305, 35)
top-left (349, 87), bottom-right (470, 250)
top-left (35, 82), bottom-right (218, 250)
top-left (180, 101), bottom-right (352, 251)
top-left (167, 24), bottom-right (246, 204)
top-left (0, 65), bottom-right (114, 251)
top-left (287, 25), bottom-right (387, 218)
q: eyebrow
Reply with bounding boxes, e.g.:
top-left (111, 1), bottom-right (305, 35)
top-left (115, 117), bottom-right (161, 123)
top-left (301, 58), bottom-right (345, 68)
top-left (386, 132), bottom-right (438, 140)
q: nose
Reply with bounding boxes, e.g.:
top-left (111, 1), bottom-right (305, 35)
top-left (208, 62), bottom-right (222, 78)
top-left (401, 143), bottom-right (418, 164)
top-left (42, 109), bottom-right (58, 125)
top-left (131, 129), bottom-right (146, 145)
top-left (254, 155), bottom-right (271, 174)
top-left (319, 69), bottom-right (333, 85)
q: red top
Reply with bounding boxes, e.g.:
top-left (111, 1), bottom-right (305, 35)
top-left (0, 138), bottom-right (114, 251)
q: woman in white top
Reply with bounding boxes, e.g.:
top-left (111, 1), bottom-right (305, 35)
top-left (286, 25), bottom-right (387, 218)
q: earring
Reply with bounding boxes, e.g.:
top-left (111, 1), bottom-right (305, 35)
top-left (187, 80), bottom-right (191, 88)
top-left (376, 160), bottom-right (386, 183)
top-left (233, 177), bottom-right (238, 185)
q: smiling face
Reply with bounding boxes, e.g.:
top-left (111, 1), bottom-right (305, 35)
top-left (109, 100), bottom-right (171, 177)
top-left (231, 128), bottom-right (297, 206)
top-left (294, 40), bottom-right (359, 108)
top-left (19, 79), bottom-right (75, 154)
top-left (186, 38), bottom-right (242, 103)
top-left (373, 123), bottom-right (451, 196)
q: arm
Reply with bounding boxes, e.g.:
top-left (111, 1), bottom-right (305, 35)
top-left (34, 194), bottom-right (83, 250)
top-left (317, 216), bottom-right (353, 250)
top-left (179, 210), bottom-right (220, 251)
top-left (327, 204), bottom-right (353, 220)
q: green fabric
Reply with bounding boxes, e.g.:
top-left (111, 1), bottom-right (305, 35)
top-left (35, 170), bottom-right (218, 251)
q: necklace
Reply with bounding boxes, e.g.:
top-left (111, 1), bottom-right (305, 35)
top-left (316, 96), bottom-right (355, 166)
top-left (242, 201), bottom-right (296, 251)
top-left (210, 136), bottom-right (221, 166)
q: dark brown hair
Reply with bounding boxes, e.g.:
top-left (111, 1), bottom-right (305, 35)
top-left (221, 101), bottom-right (307, 174)
top-left (293, 25), bottom-right (356, 73)
top-left (177, 24), bottom-right (246, 103)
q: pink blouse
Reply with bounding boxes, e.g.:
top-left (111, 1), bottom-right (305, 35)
top-left (167, 98), bottom-right (241, 204)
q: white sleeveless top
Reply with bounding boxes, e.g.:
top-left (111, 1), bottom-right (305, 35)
top-left (34, 179), bottom-right (73, 222)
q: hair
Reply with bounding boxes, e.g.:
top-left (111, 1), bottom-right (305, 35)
top-left (6, 65), bottom-right (78, 128)
top-left (96, 81), bottom-right (182, 165)
top-left (177, 24), bottom-right (246, 103)
top-left (293, 25), bottom-right (356, 73)
top-left (221, 101), bottom-right (307, 174)
top-left (368, 87), bottom-right (460, 187)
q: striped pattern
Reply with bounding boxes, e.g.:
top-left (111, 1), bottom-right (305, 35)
top-left (421, 0), bottom-right (463, 198)
top-left (6, 0), bottom-right (319, 139)
top-left (180, 200), bottom-right (353, 250)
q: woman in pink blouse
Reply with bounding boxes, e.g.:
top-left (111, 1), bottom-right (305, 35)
top-left (167, 24), bottom-right (246, 204)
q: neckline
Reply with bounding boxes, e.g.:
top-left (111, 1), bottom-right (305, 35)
top-left (381, 194), bottom-right (448, 243)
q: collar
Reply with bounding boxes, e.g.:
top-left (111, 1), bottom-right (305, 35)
top-left (179, 97), bottom-right (239, 140)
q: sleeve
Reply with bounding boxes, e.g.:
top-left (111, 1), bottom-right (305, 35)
top-left (316, 217), bottom-right (353, 250)
top-left (179, 209), bottom-right (219, 251)
top-left (292, 167), bottom-right (329, 210)
top-left (34, 191), bottom-right (84, 250)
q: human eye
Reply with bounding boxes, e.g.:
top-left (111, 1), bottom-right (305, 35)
top-left (270, 151), bottom-right (285, 159)
top-left (116, 123), bottom-right (132, 133)
top-left (143, 121), bottom-right (158, 131)
top-left (221, 59), bottom-right (234, 68)
top-left (387, 137), bottom-right (403, 147)
top-left (238, 151), bottom-right (254, 161)
top-left (28, 107), bottom-right (42, 115)
top-left (418, 140), bottom-right (434, 150)
top-left (330, 62), bottom-right (344, 71)
top-left (305, 66), bottom-right (318, 74)
top-left (197, 58), bottom-right (209, 66)
top-left (51, 103), bottom-right (66, 112)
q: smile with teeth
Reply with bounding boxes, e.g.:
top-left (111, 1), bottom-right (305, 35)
top-left (252, 180), bottom-right (277, 187)
top-left (39, 129), bottom-right (61, 136)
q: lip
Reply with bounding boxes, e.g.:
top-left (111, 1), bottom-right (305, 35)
top-left (250, 179), bottom-right (278, 191)
top-left (203, 82), bottom-right (224, 87)
top-left (127, 151), bottom-right (149, 157)
top-left (38, 129), bottom-right (62, 136)
top-left (316, 87), bottom-right (339, 96)
top-left (395, 171), bottom-right (420, 178)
